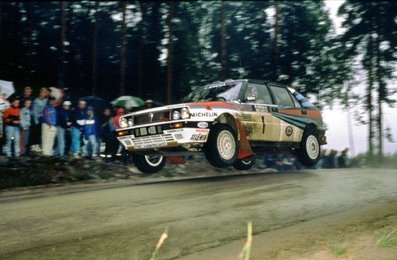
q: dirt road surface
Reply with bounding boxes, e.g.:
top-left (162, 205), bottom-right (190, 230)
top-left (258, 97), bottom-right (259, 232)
top-left (1, 168), bottom-right (396, 259)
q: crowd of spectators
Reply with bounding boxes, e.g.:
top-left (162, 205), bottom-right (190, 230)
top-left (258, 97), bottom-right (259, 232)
top-left (0, 86), bottom-right (142, 160)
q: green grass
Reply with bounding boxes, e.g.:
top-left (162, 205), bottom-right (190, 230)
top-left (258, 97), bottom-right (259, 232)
top-left (376, 231), bottom-right (396, 248)
top-left (329, 241), bottom-right (347, 256)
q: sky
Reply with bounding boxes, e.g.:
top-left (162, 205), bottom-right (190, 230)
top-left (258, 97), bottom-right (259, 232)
top-left (322, 0), bottom-right (397, 156)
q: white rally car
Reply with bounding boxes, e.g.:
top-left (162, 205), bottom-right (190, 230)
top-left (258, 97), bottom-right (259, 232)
top-left (116, 79), bottom-right (327, 173)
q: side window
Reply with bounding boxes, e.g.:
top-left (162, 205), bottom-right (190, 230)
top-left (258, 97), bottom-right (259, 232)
top-left (244, 83), bottom-right (273, 104)
top-left (269, 86), bottom-right (295, 108)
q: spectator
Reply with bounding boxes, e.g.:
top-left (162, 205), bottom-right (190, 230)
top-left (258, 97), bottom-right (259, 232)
top-left (101, 113), bottom-right (118, 161)
top-left (2, 96), bottom-right (21, 157)
top-left (20, 86), bottom-right (34, 108)
top-left (337, 148), bottom-right (349, 168)
top-left (20, 99), bottom-right (32, 156)
top-left (0, 94), bottom-right (9, 155)
top-left (113, 107), bottom-right (125, 129)
top-left (42, 96), bottom-right (57, 156)
top-left (83, 106), bottom-right (97, 159)
top-left (97, 107), bottom-right (112, 156)
top-left (145, 99), bottom-right (154, 109)
top-left (31, 87), bottom-right (49, 151)
top-left (113, 107), bottom-right (125, 157)
top-left (55, 100), bottom-right (72, 157)
top-left (70, 100), bottom-right (87, 158)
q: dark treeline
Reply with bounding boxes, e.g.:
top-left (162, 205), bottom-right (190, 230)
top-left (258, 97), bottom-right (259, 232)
top-left (0, 1), bottom-right (396, 158)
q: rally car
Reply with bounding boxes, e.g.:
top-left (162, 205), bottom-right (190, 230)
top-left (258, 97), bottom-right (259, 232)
top-left (116, 79), bottom-right (327, 173)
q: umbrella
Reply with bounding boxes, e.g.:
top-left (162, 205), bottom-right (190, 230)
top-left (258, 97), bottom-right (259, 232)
top-left (111, 96), bottom-right (144, 109)
top-left (0, 79), bottom-right (15, 98)
top-left (79, 96), bottom-right (109, 110)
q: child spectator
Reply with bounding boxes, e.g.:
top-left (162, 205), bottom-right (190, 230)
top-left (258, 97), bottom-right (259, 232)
top-left (2, 96), bottom-right (21, 157)
top-left (20, 99), bottom-right (32, 156)
top-left (42, 96), bottom-right (57, 156)
top-left (83, 106), bottom-right (97, 159)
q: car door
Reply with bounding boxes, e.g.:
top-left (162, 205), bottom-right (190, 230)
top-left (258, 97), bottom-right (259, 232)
top-left (240, 83), bottom-right (282, 142)
top-left (267, 84), bottom-right (305, 142)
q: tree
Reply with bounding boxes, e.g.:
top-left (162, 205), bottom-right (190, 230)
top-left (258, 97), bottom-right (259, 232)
top-left (59, 1), bottom-right (68, 89)
top-left (339, 1), bottom-right (397, 161)
top-left (166, 1), bottom-right (174, 104)
top-left (119, 1), bottom-right (127, 96)
top-left (91, 1), bottom-right (99, 96)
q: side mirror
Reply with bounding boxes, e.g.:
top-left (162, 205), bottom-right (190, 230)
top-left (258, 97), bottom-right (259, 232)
top-left (245, 96), bottom-right (256, 102)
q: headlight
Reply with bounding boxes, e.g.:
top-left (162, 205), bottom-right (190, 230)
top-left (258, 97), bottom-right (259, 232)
top-left (172, 110), bottom-right (181, 120)
top-left (180, 107), bottom-right (190, 119)
top-left (128, 118), bottom-right (134, 127)
top-left (120, 118), bottom-right (128, 128)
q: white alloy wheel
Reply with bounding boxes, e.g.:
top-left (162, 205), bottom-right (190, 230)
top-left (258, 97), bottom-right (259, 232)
top-left (217, 130), bottom-right (236, 160)
top-left (144, 155), bottom-right (164, 167)
top-left (306, 135), bottom-right (319, 160)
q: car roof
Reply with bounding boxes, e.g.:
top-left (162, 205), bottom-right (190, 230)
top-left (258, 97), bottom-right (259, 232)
top-left (207, 79), bottom-right (290, 89)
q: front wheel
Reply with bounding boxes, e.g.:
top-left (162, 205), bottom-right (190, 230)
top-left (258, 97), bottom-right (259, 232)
top-left (233, 158), bottom-right (255, 170)
top-left (204, 124), bottom-right (238, 168)
top-left (133, 153), bottom-right (166, 174)
top-left (297, 129), bottom-right (320, 166)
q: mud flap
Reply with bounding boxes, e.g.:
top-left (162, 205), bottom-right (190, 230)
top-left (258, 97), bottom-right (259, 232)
top-left (236, 119), bottom-right (255, 160)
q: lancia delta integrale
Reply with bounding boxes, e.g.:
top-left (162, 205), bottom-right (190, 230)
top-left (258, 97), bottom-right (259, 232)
top-left (116, 79), bottom-right (327, 173)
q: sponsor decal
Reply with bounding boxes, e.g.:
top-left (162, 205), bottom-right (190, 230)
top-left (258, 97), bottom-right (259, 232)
top-left (285, 126), bottom-right (293, 136)
top-left (174, 134), bottom-right (184, 140)
top-left (254, 105), bottom-right (269, 112)
top-left (191, 112), bottom-right (218, 118)
top-left (196, 129), bottom-right (209, 133)
top-left (165, 129), bottom-right (183, 133)
top-left (191, 133), bottom-right (208, 141)
top-left (197, 122), bottom-right (209, 128)
top-left (242, 114), bottom-right (252, 121)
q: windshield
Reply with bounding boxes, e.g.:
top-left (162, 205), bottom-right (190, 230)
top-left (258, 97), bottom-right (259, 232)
top-left (182, 81), bottom-right (243, 102)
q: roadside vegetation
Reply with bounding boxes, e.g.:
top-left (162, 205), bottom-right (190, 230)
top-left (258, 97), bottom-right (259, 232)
top-left (376, 231), bottom-right (397, 248)
top-left (329, 241), bottom-right (347, 257)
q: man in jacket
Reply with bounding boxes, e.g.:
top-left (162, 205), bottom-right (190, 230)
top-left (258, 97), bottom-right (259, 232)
top-left (83, 106), bottom-right (97, 159)
top-left (42, 96), bottom-right (57, 156)
top-left (55, 100), bottom-right (72, 157)
top-left (2, 96), bottom-right (21, 157)
top-left (70, 100), bottom-right (87, 158)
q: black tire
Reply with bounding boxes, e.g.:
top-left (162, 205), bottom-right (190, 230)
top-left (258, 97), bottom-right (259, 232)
top-left (297, 128), bottom-right (320, 166)
top-left (233, 158), bottom-right (255, 170)
top-left (204, 124), bottom-right (238, 168)
top-left (133, 153), bottom-right (166, 174)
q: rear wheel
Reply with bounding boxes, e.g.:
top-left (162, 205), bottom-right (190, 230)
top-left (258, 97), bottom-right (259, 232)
top-left (297, 129), bottom-right (320, 166)
top-left (133, 153), bottom-right (166, 174)
top-left (204, 124), bottom-right (238, 168)
top-left (233, 158), bottom-right (255, 170)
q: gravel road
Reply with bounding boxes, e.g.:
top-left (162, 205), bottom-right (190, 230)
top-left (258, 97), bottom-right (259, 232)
top-left (0, 168), bottom-right (396, 259)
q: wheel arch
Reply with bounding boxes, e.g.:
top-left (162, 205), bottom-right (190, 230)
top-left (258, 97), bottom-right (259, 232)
top-left (213, 112), bottom-right (255, 160)
top-left (213, 113), bottom-right (238, 135)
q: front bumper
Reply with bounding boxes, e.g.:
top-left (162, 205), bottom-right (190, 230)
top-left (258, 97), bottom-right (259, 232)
top-left (116, 122), bottom-right (210, 151)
